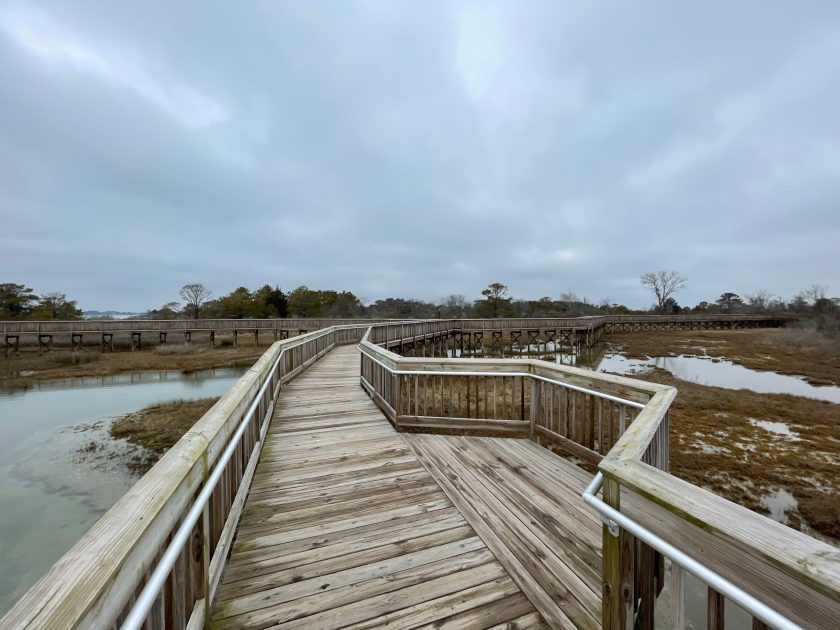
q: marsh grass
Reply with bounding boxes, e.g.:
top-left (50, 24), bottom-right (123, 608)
top-left (153, 344), bottom-right (209, 356)
top-left (605, 329), bottom-right (840, 541)
top-left (110, 397), bottom-right (219, 471)
top-left (1, 343), bottom-right (264, 388)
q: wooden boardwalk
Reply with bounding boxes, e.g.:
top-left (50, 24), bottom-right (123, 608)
top-left (211, 345), bottom-right (600, 629)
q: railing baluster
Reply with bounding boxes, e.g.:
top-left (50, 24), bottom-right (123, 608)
top-left (708, 587), bottom-right (725, 630)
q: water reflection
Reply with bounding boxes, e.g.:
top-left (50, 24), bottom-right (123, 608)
top-left (448, 343), bottom-right (606, 368)
top-left (595, 354), bottom-right (840, 403)
top-left (450, 341), bottom-right (840, 403)
top-left (0, 366), bottom-right (247, 615)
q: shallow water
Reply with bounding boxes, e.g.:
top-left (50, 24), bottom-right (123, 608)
top-left (448, 343), bottom-right (602, 367)
top-left (596, 353), bottom-right (840, 403)
top-left (0, 366), bottom-right (246, 615)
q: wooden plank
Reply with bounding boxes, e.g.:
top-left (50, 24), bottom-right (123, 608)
top-left (211, 346), bottom-right (546, 629)
top-left (447, 438), bottom-right (600, 565)
top-left (434, 438), bottom-right (601, 609)
top-left (404, 434), bottom-right (578, 629)
top-left (218, 525), bottom-right (477, 597)
top-left (536, 425), bottom-right (603, 464)
top-left (344, 576), bottom-right (522, 630)
top-left (213, 541), bottom-right (491, 623)
top-left (484, 610), bottom-right (549, 629)
top-left (268, 564), bottom-right (509, 630)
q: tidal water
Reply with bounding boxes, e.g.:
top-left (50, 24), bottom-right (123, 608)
top-left (0, 366), bottom-right (246, 615)
top-left (596, 353), bottom-right (840, 403)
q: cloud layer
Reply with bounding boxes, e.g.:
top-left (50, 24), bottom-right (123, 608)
top-left (2, 1), bottom-right (839, 310)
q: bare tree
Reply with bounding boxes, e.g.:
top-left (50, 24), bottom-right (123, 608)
top-left (560, 290), bottom-right (579, 314)
top-left (440, 294), bottom-right (467, 318)
top-left (179, 283), bottom-right (212, 319)
top-left (745, 290), bottom-right (772, 312)
top-left (804, 284), bottom-right (828, 304)
top-left (640, 271), bottom-right (687, 314)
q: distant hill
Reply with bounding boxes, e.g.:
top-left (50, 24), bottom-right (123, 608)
top-left (83, 310), bottom-right (144, 320)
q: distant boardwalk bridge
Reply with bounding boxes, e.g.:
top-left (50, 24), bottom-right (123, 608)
top-left (2, 313), bottom-right (790, 356)
top-left (2, 317), bottom-right (836, 630)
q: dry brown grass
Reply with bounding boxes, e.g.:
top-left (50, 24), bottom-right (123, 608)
top-left (638, 369), bottom-right (840, 539)
top-left (153, 344), bottom-right (211, 356)
top-left (605, 329), bottom-right (840, 540)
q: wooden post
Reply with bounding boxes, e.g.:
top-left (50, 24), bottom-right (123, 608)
top-left (707, 588), bottom-right (724, 630)
top-left (202, 502), bottom-right (211, 624)
top-left (638, 542), bottom-right (655, 629)
top-left (602, 477), bottom-right (622, 630)
top-left (529, 379), bottom-right (539, 441)
top-left (671, 562), bottom-right (686, 630)
top-left (393, 373), bottom-right (402, 431)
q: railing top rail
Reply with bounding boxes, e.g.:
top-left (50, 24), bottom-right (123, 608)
top-left (359, 328), bottom-right (667, 403)
top-left (358, 345), bottom-right (647, 409)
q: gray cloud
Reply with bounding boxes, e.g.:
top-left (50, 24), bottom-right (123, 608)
top-left (1, 1), bottom-right (839, 311)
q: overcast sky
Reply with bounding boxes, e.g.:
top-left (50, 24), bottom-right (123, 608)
top-left (2, 2), bottom-right (839, 312)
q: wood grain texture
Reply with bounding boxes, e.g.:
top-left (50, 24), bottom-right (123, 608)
top-left (404, 433), bottom-right (602, 629)
top-left (604, 458), bottom-right (840, 629)
top-left (210, 346), bottom-right (549, 629)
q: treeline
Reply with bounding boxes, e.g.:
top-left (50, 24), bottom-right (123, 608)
top-left (143, 279), bottom-right (839, 321)
top-left (3, 279), bottom-right (836, 323)
top-left (0, 283), bottom-right (83, 320)
top-left (147, 282), bottom-right (616, 320)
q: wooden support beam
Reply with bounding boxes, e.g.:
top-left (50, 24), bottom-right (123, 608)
top-left (707, 587), bottom-right (724, 630)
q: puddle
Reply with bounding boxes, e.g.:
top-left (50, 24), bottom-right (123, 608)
top-left (761, 488), bottom-right (797, 523)
top-left (747, 418), bottom-right (801, 440)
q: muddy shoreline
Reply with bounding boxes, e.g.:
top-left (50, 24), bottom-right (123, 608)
top-left (108, 397), bottom-right (219, 473)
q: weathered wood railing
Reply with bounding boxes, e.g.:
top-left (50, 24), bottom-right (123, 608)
top-left (359, 322), bottom-right (839, 629)
top-left (0, 324), bottom-right (370, 630)
top-left (0, 318), bottom-right (386, 334)
top-left (594, 436), bottom-right (840, 629)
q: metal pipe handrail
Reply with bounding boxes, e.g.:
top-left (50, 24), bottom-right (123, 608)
top-left (120, 329), bottom-right (339, 630)
top-left (582, 473), bottom-right (799, 630)
top-left (359, 345), bottom-right (645, 409)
